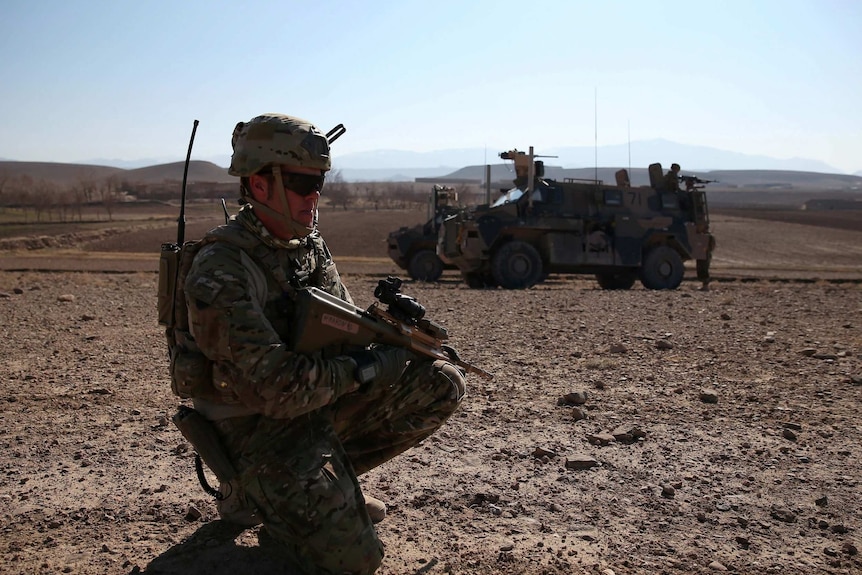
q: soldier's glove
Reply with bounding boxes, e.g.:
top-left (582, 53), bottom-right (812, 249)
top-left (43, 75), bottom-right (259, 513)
top-left (348, 345), bottom-right (415, 390)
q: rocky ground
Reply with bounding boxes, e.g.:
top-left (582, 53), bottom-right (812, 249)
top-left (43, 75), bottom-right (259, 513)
top-left (0, 211), bottom-right (860, 575)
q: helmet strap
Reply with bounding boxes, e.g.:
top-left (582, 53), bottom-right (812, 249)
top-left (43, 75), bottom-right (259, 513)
top-left (244, 166), bottom-right (315, 239)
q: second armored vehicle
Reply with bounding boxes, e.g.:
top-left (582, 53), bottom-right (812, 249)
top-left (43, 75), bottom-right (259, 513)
top-left (387, 185), bottom-right (461, 281)
top-left (437, 148), bottom-right (715, 290)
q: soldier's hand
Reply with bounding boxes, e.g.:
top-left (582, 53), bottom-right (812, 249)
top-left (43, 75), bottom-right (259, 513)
top-left (348, 345), bottom-right (415, 389)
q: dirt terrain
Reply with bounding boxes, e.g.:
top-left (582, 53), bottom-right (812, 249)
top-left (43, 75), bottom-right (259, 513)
top-left (0, 207), bottom-right (860, 575)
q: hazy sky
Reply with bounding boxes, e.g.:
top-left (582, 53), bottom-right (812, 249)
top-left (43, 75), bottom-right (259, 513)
top-left (2, 0), bottom-right (860, 173)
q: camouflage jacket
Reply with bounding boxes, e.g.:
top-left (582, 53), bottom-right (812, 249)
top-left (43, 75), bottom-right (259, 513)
top-left (664, 171), bottom-right (680, 192)
top-left (184, 206), bottom-right (359, 419)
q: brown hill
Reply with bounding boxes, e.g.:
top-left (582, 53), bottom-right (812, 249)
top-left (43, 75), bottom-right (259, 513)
top-left (122, 161), bottom-right (233, 184)
top-left (0, 161), bottom-right (124, 185)
top-left (0, 160), bottom-right (233, 187)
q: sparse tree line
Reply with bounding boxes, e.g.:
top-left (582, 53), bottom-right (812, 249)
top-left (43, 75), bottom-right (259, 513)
top-left (0, 167), bottom-right (485, 223)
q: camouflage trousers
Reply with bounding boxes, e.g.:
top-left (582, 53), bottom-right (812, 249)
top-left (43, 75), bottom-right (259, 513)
top-left (211, 358), bottom-right (466, 575)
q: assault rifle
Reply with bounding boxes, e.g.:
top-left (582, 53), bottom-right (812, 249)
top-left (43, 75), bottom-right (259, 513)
top-left (293, 276), bottom-right (493, 381)
top-left (679, 174), bottom-right (717, 191)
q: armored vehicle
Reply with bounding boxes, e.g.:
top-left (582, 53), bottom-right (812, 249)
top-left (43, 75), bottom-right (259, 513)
top-left (387, 185), bottom-right (461, 281)
top-left (437, 148), bottom-right (715, 290)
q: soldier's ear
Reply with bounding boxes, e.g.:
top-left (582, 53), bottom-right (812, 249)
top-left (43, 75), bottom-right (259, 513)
top-left (248, 174), bottom-right (272, 201)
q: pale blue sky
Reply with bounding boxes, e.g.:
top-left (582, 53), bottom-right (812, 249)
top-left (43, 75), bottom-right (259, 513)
top-left (1, 0), bottom-right (860, 173)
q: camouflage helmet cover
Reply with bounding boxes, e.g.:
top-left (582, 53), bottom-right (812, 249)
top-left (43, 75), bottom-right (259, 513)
top-left (228, 114), bottom-right (331, 176)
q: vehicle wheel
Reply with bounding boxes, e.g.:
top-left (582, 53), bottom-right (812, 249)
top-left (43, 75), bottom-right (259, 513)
top-left (595, 270), bottom-right (637, 290)
top-left (491, 240), bottom-right (543, 289)
top-left (640, 246), bottom-right (684, 290)
top-left (407, 249), bottom-right (443, 282)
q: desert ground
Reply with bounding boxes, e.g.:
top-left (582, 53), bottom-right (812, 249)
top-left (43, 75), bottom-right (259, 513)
top-left (0, 204), bottom-right (860, 575)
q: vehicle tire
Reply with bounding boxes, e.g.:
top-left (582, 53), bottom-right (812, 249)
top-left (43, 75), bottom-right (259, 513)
top-left (640, 246), bottom-right (684, 290)
top-left (595, 270), bottom-right (637, 290)
top-left (491, 240), bottom-right (543, 289)
top-left (407, 249), bottom-right (443, 282)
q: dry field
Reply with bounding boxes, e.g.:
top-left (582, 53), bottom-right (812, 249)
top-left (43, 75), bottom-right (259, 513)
top-left (0, 205), bottom-right (860, 575)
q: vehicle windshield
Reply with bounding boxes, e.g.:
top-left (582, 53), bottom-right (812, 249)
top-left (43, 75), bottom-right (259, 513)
top-left (491, 186), bottom-right (524, 207)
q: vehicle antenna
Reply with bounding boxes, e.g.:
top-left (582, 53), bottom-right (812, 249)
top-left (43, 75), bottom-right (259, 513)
top-left (594, 87), bottom-right (598, 184)
top-left (628, 119), bottom-right (632, 177)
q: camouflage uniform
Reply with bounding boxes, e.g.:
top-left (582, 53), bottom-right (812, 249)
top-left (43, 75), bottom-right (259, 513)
top-left (664, 167), bottom-right (681, 192)
top-left (184, 205), bottom-right (466, 575)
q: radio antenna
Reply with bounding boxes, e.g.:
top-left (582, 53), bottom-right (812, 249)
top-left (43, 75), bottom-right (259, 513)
top-left (177, 119), bottom-right (199, 246)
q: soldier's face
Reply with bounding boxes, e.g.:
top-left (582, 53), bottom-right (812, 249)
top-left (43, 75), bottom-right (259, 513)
top-left (281, 166), bottom-right (322, 228)
top-left (249, 166), bottom-right (324, 237)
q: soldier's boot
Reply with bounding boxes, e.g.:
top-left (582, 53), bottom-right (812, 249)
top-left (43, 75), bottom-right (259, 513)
top-left (364, 494), bottom-right (386, 524)
top-left (216, 481), bottom-right (262, 527)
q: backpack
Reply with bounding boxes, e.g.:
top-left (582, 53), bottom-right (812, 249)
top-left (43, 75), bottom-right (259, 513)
top-left (158, 222), bottom-right (338, 399)
top-left (158, 236), bottom-right (226, 399)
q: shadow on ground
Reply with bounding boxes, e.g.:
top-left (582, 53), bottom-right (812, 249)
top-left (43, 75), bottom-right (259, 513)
top-left (140, 521), bottom-right (301, 575)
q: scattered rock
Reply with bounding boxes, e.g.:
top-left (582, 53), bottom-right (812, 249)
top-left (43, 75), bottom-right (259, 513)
top-left (797, 348), bottom-right (817, 356)
top-left (609, 343), bottom-right (627, 354)
top-left (58, 294), bottom-right (76, 302)
top-left (656, 339), bottom-right (674, 350)
top-left (587, 432), bottom-right (615, 446)
top-left (558, 391), bottom-right (588, 406)
top-left (661, 484), bottom-right (675, 498)
top-left (815, 495), bottom-right (828, 507)
top-left (781, 428), bottom-right (797, 441)
top-left (699, 389), bottom-right (719, 404)
top-left (611, 425), bottom-right (646, 443)
top-left (708, 560), bottom-right (727, 571)
top-left (842, 542), bottom-right (858, 556)
top-left (770, 507), bottom-right (797, 523)
top-left (565, 455), bottom-right (599, 470)
top-left (532, 447), bottom-right (557, 459)
top-left (571, 407), bottom-right (587, 421)
top-left (184, 505), bottom-right (202, 522)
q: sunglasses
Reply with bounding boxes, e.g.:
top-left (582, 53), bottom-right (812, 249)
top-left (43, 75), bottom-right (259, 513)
top-left (259, 169), bottom-right (325, 197)
top-left (282, 172), bottom-right (325, 197)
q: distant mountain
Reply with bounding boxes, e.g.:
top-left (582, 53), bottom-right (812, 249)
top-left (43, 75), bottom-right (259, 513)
top-left (333, 139), bottom-right (848, 176)
top-left (4, 154), bottom-right (861, 192)
top-left (82, 157), bottom-right (179, 169)
top-left (336, 167), bottom-right (457, 182)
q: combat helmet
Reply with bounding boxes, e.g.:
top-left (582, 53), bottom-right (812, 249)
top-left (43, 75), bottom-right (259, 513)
top-left (229, 114), bottom-right (331, 176)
